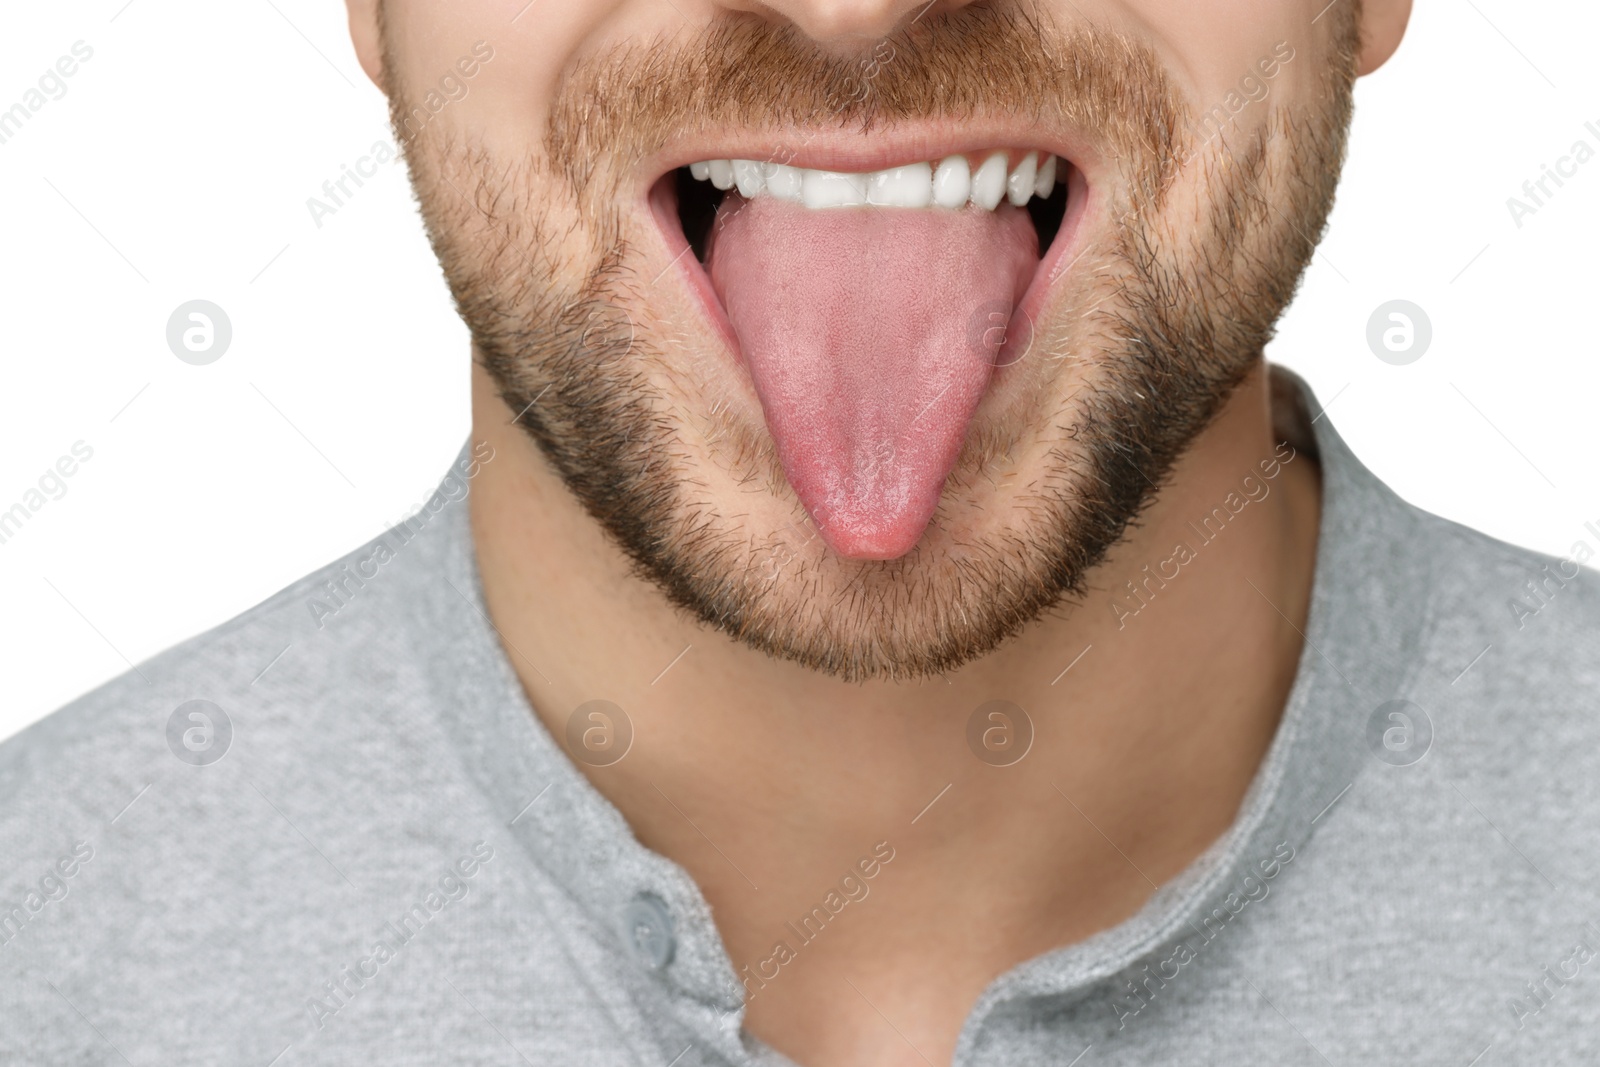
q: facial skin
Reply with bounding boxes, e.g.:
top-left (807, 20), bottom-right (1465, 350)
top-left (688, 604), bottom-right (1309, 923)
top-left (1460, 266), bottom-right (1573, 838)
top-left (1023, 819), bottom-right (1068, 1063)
top-left (356, 0), bottom-right (1359, 684)
top-left (345, 2), bottom-right (1408, 1064)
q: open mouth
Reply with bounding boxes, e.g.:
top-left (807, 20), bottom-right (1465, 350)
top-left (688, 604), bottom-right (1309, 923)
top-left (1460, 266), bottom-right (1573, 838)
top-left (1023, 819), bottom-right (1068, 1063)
top-left (673, 151), bottom-right (1071, 259)
top-left (649, 147), bottom-right (1088, 561)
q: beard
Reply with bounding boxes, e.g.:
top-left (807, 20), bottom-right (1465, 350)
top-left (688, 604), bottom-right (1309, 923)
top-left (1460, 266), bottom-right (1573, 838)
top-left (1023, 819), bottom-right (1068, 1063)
top-left (384, 4), bottom-right (1359, 683)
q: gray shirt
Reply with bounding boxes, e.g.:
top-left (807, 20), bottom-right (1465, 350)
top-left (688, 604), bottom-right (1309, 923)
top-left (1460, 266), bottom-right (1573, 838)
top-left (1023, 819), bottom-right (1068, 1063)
top-left (4, 368), bottom-right (1599, 1066)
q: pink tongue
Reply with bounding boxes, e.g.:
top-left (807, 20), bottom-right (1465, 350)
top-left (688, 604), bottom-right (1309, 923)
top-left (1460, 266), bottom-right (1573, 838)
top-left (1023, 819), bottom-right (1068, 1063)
top-left (707, 197), bottom-right (1038, 559)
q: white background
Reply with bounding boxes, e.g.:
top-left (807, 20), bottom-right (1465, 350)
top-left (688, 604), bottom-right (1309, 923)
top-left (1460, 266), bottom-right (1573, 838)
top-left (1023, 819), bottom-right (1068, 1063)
top-left (1, 0), bottom-right (1596, 743)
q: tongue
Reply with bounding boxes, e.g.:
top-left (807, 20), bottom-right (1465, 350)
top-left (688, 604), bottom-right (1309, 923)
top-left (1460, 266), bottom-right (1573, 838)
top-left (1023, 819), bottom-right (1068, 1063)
top-left (707, 196), bottom-right (1038, 559)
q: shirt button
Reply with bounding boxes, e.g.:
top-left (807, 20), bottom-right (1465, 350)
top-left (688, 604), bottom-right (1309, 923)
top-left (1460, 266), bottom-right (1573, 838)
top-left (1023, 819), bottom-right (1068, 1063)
top-left (623, 892), bottom-right (675, 970)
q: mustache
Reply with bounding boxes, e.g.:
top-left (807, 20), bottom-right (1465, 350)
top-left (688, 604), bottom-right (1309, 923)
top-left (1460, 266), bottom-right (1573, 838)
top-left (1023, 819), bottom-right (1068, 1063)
top-left (544, 5), bottom-right (1189, 204)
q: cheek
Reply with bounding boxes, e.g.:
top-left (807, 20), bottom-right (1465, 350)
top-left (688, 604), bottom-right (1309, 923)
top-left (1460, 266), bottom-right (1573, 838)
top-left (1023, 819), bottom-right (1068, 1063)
top-left (1102, 0), bottom-right (1321, 112)
top-left (393, 2), bottom-right (684, 157)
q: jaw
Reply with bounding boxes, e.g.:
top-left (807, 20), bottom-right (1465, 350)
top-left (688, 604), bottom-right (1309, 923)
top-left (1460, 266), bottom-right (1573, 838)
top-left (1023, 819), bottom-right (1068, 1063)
top-left (405, 0), bottom-right (1361, 683)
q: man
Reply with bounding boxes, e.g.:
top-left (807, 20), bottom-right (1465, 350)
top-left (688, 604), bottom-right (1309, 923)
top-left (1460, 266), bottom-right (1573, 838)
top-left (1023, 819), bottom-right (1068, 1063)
top-left (4, 0), bottom-right (1598, 1063)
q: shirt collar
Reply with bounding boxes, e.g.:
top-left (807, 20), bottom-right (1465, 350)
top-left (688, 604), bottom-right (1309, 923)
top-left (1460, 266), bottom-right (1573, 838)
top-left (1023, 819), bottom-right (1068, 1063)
top-left (952, 364), bottom-right (1438, 1048)
top-left (412, 364), bottom-right (1436, 1055)
top-left (412, 469), bottom-right (749, 1055)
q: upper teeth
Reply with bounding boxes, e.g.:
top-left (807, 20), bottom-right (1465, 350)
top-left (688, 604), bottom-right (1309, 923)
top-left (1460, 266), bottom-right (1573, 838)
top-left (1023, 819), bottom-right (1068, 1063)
top-left (688, 152), bottom-right (1059, 211)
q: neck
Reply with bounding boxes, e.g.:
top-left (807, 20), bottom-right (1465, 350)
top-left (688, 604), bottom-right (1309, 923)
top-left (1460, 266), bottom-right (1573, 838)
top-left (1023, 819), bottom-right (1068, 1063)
top-left (468, 358), bottom-right (1320, 1065)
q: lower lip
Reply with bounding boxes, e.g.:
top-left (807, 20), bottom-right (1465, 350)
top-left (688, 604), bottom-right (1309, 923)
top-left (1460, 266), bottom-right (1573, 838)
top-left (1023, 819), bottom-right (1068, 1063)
top-left (648, 178), bottom-right (743, 358)
top-left (645, 162), bottom-right (1095, 378)
top-left (1010, 163), bottom-right (1092, 367)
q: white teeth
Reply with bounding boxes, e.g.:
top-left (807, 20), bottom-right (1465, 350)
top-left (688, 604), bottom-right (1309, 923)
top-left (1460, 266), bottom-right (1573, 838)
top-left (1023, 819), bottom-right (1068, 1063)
top-left (1007, 151), bottom-right (1038, 207)
top-left (970, 152), bottom-right (1008, 211)
top-left (765, 163), bottom-right (804, 202)
top-left (867, 162), bottom-right (934, 208)
top-left (732, 160), bottom-right (766, 198)
top-left (802, 169), bottom-right (869, 208)
top-left (932, 155), bottom-right (971, 209)
top-left (1034, 153), bottom-right (1057, 199)
top-left (687, 152), bottom-right (1060, 213)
